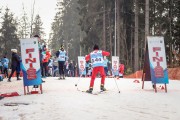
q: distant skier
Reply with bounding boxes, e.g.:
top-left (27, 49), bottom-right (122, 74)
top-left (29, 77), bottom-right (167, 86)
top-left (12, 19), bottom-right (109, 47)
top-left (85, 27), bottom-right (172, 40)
top-left (103, 56), bottom-right (109, 76)
top-left (56, 45), bottom-right (68, 79)
top-left (85, 44), bottom-right (110, 93)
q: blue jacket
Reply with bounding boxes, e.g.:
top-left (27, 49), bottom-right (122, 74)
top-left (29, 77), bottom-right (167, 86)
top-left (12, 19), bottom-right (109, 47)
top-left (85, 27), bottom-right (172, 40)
top-left (3, 58), bottom-right (9, 68)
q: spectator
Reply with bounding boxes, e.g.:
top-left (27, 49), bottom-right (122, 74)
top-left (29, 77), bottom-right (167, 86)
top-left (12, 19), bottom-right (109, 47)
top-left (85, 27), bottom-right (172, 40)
top-left (73, 61), bottom-right (77, 77)
top-left (53, 56), bottom-right (59, 77)
top-left (8, 49), bottom-right (22, 82)
top-left (2, 56), bottom-right (9, 78)
top-left (119, 63), bottom-right (125, 78)
top-left (48, 56), bottom-right (53, 76)
top-left (85, 61), bottom-right (90, 77)
top-left (16, 54), bottom-right (22, 79)
top-left (103, 56), bottom-right (109, 76)
top-left (0, 60), bottom-right (2, 74)
top-left (87, 63), bottom-right (92, 77)
top-left (33, 34), bottom-right (45, 83)
top-left (42, 46), bottom-right (51, 77)
top-left (68, 60), bottom-right (74, 77)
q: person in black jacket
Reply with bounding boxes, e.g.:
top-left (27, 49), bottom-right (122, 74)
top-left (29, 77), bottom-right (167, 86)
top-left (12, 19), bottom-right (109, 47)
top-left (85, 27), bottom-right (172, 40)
top-left (56, 45), bottom-right (68, 79)
top-left (68, 60), bottom-right (74, 77)
top-left (8, 49), bottom-right (22, 82)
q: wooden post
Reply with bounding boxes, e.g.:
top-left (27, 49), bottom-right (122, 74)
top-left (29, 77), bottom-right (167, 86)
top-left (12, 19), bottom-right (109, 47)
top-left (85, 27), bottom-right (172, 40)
top-left (27, 86), bottom-right (29, 93)
top-left (40, 84), bottom-right (43, 94)
top-left (24, 86), bottom-right (26, 95)
top-left (154, 84), bottom-right (157, 93)
top-left (165, 84), bottom-right (167, 93)
top-left (142, 73), bottom-right (145, 89)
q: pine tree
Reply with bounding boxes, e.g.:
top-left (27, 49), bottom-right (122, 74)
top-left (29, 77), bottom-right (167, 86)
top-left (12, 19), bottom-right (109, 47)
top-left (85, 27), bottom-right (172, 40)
top-left (0, 7), bottom-right (19, 59)
top-left (32, 14), bottom-right (44, 38)
top-left (18, 4), bottom-right (30, 38)
top-left (50, 0), bottom-right (81, 61)
top-left (134, 0), bottom-right (139, 71)
top-left (174, 0), bottom-right (180, 51)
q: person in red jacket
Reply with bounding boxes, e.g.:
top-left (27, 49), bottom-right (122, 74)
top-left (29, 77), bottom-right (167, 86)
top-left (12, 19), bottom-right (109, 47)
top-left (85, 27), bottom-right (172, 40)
top-left (42, 45), bottom-right (51, 77)
top-left (85, 44), bottom-right (110, 93)
top-left (119, 63), bottom-right (125, 78)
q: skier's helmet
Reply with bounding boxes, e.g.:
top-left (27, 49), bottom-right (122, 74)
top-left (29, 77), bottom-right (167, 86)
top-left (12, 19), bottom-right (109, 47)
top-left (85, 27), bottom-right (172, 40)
top-left (93, 44), bottom-right (99, 50)
top-left (60, 45), bottom-right (64, 51)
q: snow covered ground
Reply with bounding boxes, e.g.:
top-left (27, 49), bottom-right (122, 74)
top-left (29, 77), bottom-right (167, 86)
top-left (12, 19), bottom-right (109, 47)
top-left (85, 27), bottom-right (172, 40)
top-left (0, 77), bottom-right (180, 120)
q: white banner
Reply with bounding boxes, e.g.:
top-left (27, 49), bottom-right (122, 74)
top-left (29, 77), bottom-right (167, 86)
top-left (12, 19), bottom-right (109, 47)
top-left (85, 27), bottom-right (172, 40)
top-left (78, 56), bottom-right (86, 75)
top-left (21, 38), bottom-right (40, 71)
top-left (20, 38), bottom-right (42, 86)
top-left (147, 36), bottom-right (169, 83)
top-left (112, 56), bottom-right (119, 76)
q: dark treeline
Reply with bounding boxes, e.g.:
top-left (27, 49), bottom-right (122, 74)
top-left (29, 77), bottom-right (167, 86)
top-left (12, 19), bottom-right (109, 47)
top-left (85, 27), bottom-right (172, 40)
top-left (0, 0), bottom-right (179, 74)
top-left (49, 0), bottom-right (180, 74)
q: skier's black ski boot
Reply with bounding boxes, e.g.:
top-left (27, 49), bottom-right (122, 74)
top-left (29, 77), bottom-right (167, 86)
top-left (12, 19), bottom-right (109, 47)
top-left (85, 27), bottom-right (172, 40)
top-left (100, 84), bottom-right (107, 91)
top-left (86, 88), bottom-right (93, 94)
top-left (62, 74), bottom-right (65, 79)
top-left (58, 75), bottom-right (62, 80)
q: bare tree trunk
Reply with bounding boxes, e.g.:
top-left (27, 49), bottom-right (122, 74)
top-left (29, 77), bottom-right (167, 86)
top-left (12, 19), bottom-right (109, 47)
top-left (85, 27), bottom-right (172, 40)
top-left (130, 24), bottom-right (133, 68)
top-left (134, 0), bottom-right (139, 71)
top-left (140, 39), bottom-right (143, 69)
top-left (145, 0), bottom-right (149, 48)
top-left (153, 0), bottom-right (155, 35)
top-left (103, 2), bottom-right (106, 50)
top-left (123, 26), bottom-right (128, 65)
top-left (30, 0), bottom-right (35, 37)
top-left (117, 0), bottom-right (120, 58)
top-left (169, 0), bottom-right (173, 67)
top-left (22, 3), bottom-right (28, 38)
top-left (108, 12), bottom-right (112, 57)
top-left (121, 0), bottom-right (125, 63)
top-left (80, 30), bottom-right (82, 56)
top-left (114, 0), bottom-right (117, 56)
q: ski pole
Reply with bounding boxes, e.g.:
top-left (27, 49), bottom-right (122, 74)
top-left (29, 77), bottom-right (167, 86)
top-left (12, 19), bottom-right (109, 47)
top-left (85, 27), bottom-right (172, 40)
top-left (75, 73), bottom-right (83, 87)
top-left (113, 77), bottom-right (120, 93)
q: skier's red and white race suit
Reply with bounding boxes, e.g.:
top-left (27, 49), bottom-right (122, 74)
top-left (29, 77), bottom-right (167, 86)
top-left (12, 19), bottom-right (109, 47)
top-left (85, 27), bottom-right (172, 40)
top-left (85, 50), bottom-right (110, 88)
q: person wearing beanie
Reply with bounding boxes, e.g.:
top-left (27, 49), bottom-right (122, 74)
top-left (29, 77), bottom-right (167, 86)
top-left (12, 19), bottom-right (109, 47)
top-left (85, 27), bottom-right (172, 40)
top-left (8, 49), bottom-right (22, 82)
top-left (85, 44), bottom-right (110, 93)
top-left (56, 45), bottom-right (68, 79)
top-left (33, 35), bottom-right (46, 83)
top-left (41, 46), bottom-right (51, 77)
top-left (11, 49), bottom-right (17, 53)
top-left (33, 35), bottom-right (39, 38)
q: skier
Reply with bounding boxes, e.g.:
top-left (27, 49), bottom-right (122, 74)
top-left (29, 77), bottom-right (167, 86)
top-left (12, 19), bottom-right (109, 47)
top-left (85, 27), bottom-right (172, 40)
top-left (56, 45), bottom-right (68, 79)
top-left (85, 44), bottom-right (110, 93)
